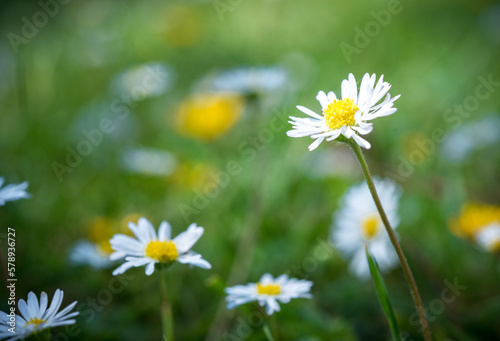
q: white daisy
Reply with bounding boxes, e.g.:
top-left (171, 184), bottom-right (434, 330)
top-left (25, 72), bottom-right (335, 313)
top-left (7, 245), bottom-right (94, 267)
top-left (110, 217), bottom-right (211, 276)
top-left (475, 223), bottom-right (500, 252)
top-left (0, 289), bottom-right (78, 341)
top-left (225, 273), bottom-right (313, 315)
top-left (207, 66), bottom-right (288, 95)
top-left (331, 178), bottom-right (402, 279)
top-left (111, 62), bottom-right (173, 101)
top-left (287, 73), bottom-right (400, 150)
top-left (0, 177), bottom-right (30, 206)
top-left (69, 240), bottom-right (114, 269)
top-left (121, 148), bottom-right (178, 177)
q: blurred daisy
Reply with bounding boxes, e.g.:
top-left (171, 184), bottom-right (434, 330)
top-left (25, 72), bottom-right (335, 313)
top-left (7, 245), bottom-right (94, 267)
top-left (331, 178), bottom-right (402, 279)
top-left (0, 177), bottom-right (30, 206)
top-left (176, 93), bottom-right (244, 140)
top-left (121, 148), bottom-right (178, 177)
top-left (0, 289), bottom-right (78, 341)
top-left (206, 66), bottom-right (289, 96)
top-left (225, 273), bottom-right (313, 315)
top-left (450, 203), bottom-right (500, 253)
top-left (450, 203), bottom-right (500, 239)
top-left (69, 215), bottom-right (140, 269)
top-left (441, 115), bottom-right (500, 163)
top-left (287, 73), bottom-right (400, 150)
top-left (69, 240), bottom-right (113, 269)
top-left (111, 62), bottom-right (173, 101)
top-left (476, 224), bottom-right (500, 252)
top-left (110, 217), bottom-right (211, 276)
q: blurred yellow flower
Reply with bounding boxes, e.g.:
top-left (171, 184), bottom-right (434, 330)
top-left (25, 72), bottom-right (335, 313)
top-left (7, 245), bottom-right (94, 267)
top-left (88, 217), bottom-right (116, 254)
top-left (88, 214), bottom-right (140, 255)
top-left (450, 203), bottom-right (500, 239)
top-left (176, 93), bottom-right (244, 141)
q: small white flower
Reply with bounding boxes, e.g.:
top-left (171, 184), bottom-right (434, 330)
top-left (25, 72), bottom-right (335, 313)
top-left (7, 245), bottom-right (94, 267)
top-left (287, 73), bottom-right (400, 150)
top-left (69, 240), bottom-right (114, 269)
top-left (0, 177), bottom-right (30, 206)
top-left (441, 115), bottom-right (500, 163)
top-left (0, 289), bottom-right (78, 341)
top-left (476, 223), bottom-right (500, 252)
top-left (111, 62), bottom-right (173, 101)
top-left (225, 273), bottom-right (313, 315)
top-left (331, 178), bottom-right (402, 279)
top-left (110, 217), bottom-right (211, 276)
top-left (207, 66), bottom-right (288, 95)
top-left (121, 148), bottom-right (178, 176)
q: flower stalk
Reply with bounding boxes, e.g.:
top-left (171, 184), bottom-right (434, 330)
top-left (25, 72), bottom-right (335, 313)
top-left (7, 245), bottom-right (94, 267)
top-left (159, 271), bottom-right (174, 341)
top-left (347, 138), bottom-right (432, 341)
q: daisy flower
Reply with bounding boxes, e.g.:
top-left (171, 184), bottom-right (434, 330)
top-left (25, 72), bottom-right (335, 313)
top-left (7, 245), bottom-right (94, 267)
top-left (205, 66), bottom-right (288, 96)
top-left (225, 273), bottom-right (313, 315)
top-left (69, 240), bottom-right (114, 269)
top-left (0, 177), bottom-right (30, 206)
top-left (287, 73), bottom-right (400, 150)
top-left (0, 289), bottom-right (78, 341)
top-left (110, 217), bottom-right (211, 276)
top-left (331, 178), bottom-right (402, 279)
top-left (449, 203), bottom-right (500, 239)
top-left (449, 203), bottom-right (500, 252)
top-left (476, 224), bottom-right (500, 252)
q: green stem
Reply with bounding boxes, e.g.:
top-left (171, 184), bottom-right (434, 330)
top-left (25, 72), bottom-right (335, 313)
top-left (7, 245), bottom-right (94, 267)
top-left (263, 322), bottom-right (276, 341)
top-left (159, 271), bottom-right (174, 341)
top-left (347, 139), bottom-right (432, 341)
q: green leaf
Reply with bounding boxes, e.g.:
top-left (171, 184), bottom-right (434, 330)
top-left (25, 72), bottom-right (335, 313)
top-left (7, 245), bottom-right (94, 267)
top-left (366, 246), bottom-right (401, 341)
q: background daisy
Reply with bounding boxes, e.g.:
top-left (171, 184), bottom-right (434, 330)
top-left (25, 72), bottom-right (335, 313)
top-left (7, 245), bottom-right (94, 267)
top-left (110, 217), bottom-right (211, 276)
top-left (0, 177), bottom-right (30, 206)
top-left (225, 273), bottom-right (313, 315)
top-left (331, 178), bottom-right (402, 279)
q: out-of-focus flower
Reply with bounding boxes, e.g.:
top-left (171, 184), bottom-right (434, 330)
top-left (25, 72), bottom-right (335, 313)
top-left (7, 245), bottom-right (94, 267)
top-left (476, 224), bottom-right (500, 252)
top-left (69, 215), bottom-right (139, 269)
top-left (225, 273), bottom-right (313, 315)
top-left (287, 73), bottom-right (400, 150)
top-left (111, 62), bottom-right (173, 101)
top-left (450, 203), bottom-right (500, 244)
top-left (176, 93), bottom-right (244, 140)
top-left (0, 177), bottom-right (30, 206)
top-left (69, 240), bottom-right (113, 269)
top-left (0, 290), bottom-right (78, 341)
top-left (110, 217), bottom-right (211, 276)
top-left (205, 66), bottom-right (289, 97)
top-left (121, 148), bottom-right (178, 176)
top-left (441, 115), bottom-right (500, 163)
top-left (331, 178), bottom-right (402, 279)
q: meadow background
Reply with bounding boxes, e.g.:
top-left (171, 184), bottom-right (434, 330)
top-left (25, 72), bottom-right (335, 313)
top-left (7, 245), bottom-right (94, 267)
top-left (1, 0), bottom-right (500, 340)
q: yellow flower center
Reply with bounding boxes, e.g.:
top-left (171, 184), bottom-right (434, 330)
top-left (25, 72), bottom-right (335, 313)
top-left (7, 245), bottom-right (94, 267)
top-left (361, 214), bottom-right (381, 240)
top-left (323, 98), bottom-right (359, 130)
top-left (26, 317), bottom-right (45, 328)
top-left (450, 204), bottom-right (500, 239)
top-left (256, 283), bottom-right (281, 296)
top-left (145, 240), bottom-right (179, 263)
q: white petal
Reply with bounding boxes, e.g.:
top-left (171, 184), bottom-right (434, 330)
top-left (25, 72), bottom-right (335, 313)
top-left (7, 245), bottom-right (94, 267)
top-left (352, 134), bottom-right (371, 149)
top-left (158, 221), bottom-right (172, 241)
top-left (308, 137), bottom-right (324, 151)
top-left (296, 105), bottom-right (324, 120)
top-left (316, 91), bottom-right (329, 109)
